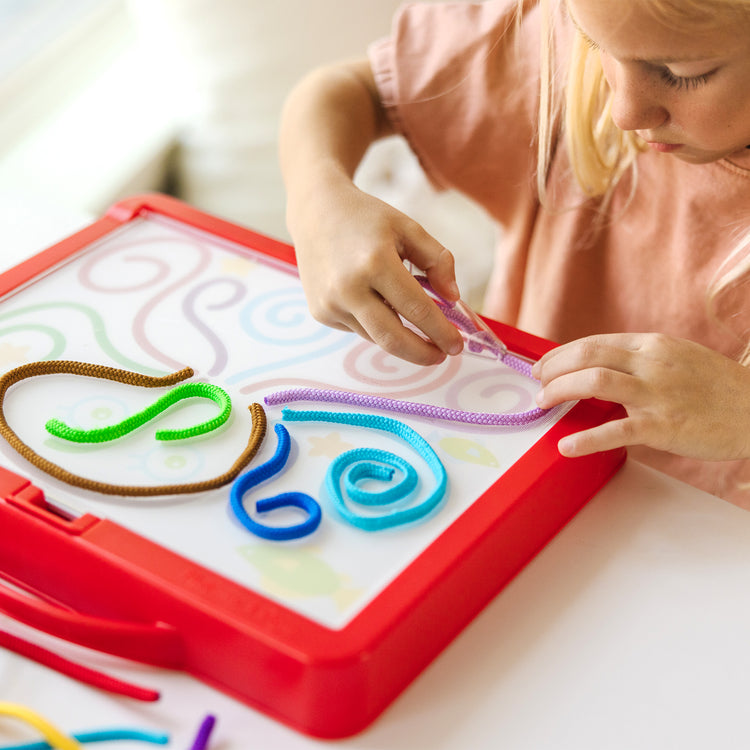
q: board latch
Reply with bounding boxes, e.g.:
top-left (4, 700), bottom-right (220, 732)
top-left (1, 467), bottom-right (98, 535)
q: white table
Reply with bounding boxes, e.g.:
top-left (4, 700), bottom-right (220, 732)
top-left (1, 195), bottom-right (749, 749)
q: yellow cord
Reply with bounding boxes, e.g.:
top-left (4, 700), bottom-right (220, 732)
top-left (0, 703), bottom-right (81, 750)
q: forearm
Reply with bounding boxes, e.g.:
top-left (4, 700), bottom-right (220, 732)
top-left (279, 59), bottom-right (392, 234)
top-left (278, 58), bottom-right (462, 365)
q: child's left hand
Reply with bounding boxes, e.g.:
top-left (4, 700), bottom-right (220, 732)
top-left (531, 333), bottom-right (750, 461)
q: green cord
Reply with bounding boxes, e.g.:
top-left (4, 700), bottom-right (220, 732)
top-left (45, 382), bottom-right (232, 443)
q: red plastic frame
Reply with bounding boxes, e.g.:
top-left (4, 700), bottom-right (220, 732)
top-left (0, 194), bottom-right (625, 738)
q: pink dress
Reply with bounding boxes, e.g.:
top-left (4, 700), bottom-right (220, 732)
top-left (369, 0), bottom-right (750, 505)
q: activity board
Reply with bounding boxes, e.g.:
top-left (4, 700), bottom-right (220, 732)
top-left (0, 194), bottom-right (625, 738)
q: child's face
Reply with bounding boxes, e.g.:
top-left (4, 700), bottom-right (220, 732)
top-left (567, 0), bottom-right (750, 163)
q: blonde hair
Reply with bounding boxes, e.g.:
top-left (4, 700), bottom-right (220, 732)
top-left (530, 0), bottom-right (644, 200)
top-left (528, 0), bottom-right (750, 361)
top-left (562, 31), bottom-right (645, 199)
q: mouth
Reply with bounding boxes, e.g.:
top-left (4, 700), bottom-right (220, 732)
top-left (639, 135), bottom-right (683, 153)
top-left (646, 140), bottom-right (682, 152)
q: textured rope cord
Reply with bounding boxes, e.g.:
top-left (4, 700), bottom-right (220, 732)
top-left (187, 715), bottom-right (216, 750)
top-left (230, 423), bottom-right (322, 541)
top-left (414, 274), bottom-right (537, 378)
top-left (282, 408), bottom-right (447, 531)
top-left (45, 382), bottom-right (232, 443)
top-left (0, 725), bottom-right (169, 750)
top-left (0, 361), bottom-right (267, 496)
top-left (413, 274), bottom-right (502, 350)
top-left (0, 703), bottom-right (81, 750)
top-left (0, 629), bottom-right (159, 702)
top-left (266, 276), bottom-right (545, 426)
top-left (342, 450), bottom-right (418, 506)
top-left (267, 387), bottom-right (546, 426)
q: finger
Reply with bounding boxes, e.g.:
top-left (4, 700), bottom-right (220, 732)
top-left (423, 247), bottom-right (460, 303)
top-left (354, 292), bottom-right (450, 366)
top-left (325, 315), bottom-right (373, 341)
top-left (535, 367), bottom-right (640, 410)
top-left (557, 418), bottom-right (638, 457)
top-left (533, 335), bottom-right (639, 377)
top-left (532, 334), bottom-right (643, 383)
top-left (399, 223), bottom-right (459, 295)
top-left (375, 271), bottom-right (464, 358)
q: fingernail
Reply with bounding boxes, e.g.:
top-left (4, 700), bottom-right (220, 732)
top-left (558, 436), bottom-right (575, 455)
top-left (535, 388), bottom-right (545, 406)
top-left (448, 339), bottom-right (464, 356)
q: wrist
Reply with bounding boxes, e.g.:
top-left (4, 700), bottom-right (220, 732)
top-left (285, 160), bottom-right (356, 239)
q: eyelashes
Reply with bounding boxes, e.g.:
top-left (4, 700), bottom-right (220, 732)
top-left (581, 32), bottom-right (599, 51)
top-left (657, 67), bottom-right (714, 91)
top-left (578, 30), bottom-right (716, 92)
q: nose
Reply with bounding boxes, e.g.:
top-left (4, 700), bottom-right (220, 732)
top-left (605, 58), bottom-right (669, 133)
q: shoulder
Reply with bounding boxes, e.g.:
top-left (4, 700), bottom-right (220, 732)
top-left (367, 1), bottom-right (573, 215)
top-left (374, 0), bottom-right (540, 73)
top-left (369, 0), bottom-right (574, 112)
top-left (388, 0), bottom-right (529, 42)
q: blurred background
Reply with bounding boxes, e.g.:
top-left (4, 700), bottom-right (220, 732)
top-left (0, 0), bottom-right (495, 306)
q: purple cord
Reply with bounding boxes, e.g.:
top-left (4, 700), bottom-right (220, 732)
top-left (265, 275), bottom-right (546, 426)
top-left (413, 274), bottom-right (516, 362)
top-left (265, 388), bottom-right (546, 426)
top-left (188, 714), bottom-right (216, 750)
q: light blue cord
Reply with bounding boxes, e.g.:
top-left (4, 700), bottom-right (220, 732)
top-left (281, 408), bottom-right (448, 531)
top-left (342, 449), bottom-right (417, 506)
top-left (0, 727), bottom-right (169, 750)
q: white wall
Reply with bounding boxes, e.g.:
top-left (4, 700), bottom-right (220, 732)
top-left (128, 0), bottom-right (496, 306)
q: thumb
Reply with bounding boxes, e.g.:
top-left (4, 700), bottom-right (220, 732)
top-left (425, 246), bottom-right (460, 303)
top-left (399, 221), bottom-right (460, 302)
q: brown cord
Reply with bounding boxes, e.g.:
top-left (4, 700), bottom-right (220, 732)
top-left (0, 360), bottom-right (266, 496)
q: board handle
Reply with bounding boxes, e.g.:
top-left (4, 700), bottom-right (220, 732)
top-left (0, 576), bottom-right (184, 668)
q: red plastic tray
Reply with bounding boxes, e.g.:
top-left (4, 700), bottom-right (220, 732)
top-left (0, 194), bottom-right (625, 738)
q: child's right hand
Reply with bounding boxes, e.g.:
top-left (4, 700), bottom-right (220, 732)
top-left (280, 59), bottom-right (464, 366)
top-left (291, 174), bottom-right (464, 366)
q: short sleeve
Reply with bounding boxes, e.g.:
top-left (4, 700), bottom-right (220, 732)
top-left (368, 0), bottom-right (543, 227)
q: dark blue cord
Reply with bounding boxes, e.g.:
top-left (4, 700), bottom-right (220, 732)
top-left (230, 423), bottom-right (321, 541)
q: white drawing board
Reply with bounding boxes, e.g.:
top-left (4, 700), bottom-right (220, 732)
top-left (0, 210), bottom-right (568, 630)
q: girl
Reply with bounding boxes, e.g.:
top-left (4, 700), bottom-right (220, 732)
top-left (279, 0), bottom-right (750, 505)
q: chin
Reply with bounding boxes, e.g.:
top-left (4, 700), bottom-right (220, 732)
top-left (671, 149), bottom-right (726, 165)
